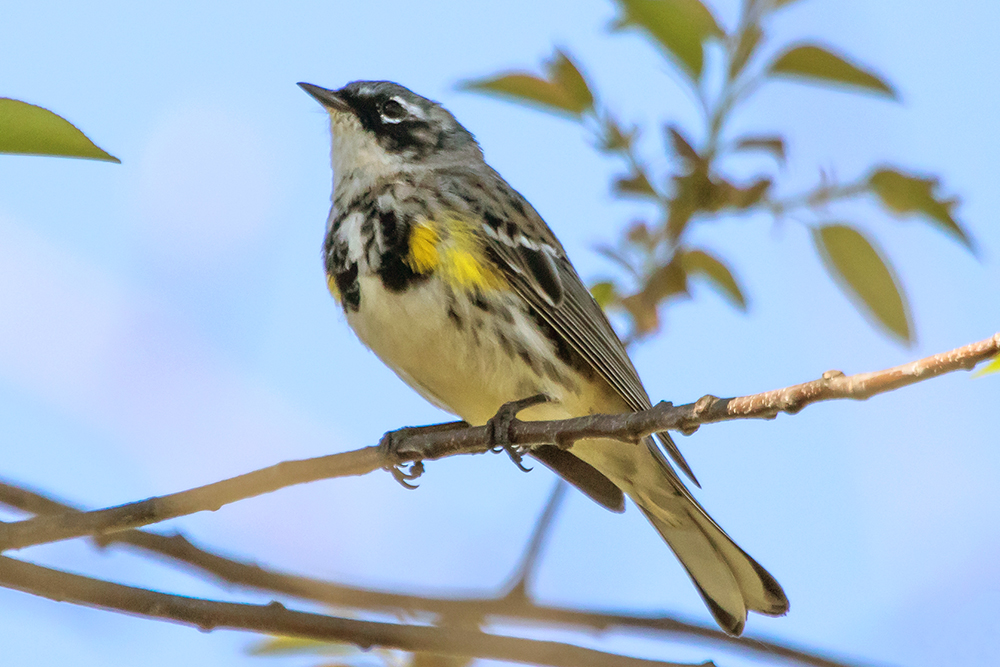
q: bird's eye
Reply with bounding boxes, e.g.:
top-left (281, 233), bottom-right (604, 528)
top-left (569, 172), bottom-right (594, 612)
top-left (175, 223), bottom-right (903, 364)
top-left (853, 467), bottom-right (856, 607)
top-left (380, 99), bottom-right (407, 122)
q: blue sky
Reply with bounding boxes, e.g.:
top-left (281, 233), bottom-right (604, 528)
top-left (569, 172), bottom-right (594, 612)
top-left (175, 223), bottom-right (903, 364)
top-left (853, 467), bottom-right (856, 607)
top-left (1, 1), bottom-right (998, 665)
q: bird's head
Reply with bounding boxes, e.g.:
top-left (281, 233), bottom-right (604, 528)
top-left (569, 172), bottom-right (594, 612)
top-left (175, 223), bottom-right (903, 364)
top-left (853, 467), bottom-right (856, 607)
top-left (299, 80), bottom-right (482, 197)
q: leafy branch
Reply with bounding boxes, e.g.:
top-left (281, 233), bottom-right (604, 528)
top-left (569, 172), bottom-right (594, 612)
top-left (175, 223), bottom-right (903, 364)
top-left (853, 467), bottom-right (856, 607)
top-left (461, 0), bottom-right (973, 344)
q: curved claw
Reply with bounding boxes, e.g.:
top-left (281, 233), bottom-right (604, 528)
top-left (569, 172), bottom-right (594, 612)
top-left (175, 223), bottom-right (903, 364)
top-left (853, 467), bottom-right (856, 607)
top-left (379, 427), bottom-right (423, 490)
top-left (388, 461), bottom-right (424, 489)
top-left (487, 394), bottom-right (549, 474)
top-left (508, 451), bottom-right (533, 473)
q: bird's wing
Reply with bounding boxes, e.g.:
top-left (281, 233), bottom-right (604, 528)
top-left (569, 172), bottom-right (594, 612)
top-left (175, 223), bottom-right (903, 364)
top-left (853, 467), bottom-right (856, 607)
top-left (441, 166), bottom-right (697, 483)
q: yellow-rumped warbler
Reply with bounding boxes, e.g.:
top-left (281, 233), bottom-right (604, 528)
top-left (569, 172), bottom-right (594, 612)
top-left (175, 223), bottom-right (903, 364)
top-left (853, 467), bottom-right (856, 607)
top-left (299, 80), bottom-right (788, 635)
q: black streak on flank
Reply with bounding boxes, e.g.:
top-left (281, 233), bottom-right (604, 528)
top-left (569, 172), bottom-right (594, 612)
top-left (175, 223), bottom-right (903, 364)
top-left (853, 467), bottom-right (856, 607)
top-left (336, 262), bottom-right (361, 312)
top-left (447, 305), bottom-right (463, 329)
top-left (377, 210), bottom-right (431, 293)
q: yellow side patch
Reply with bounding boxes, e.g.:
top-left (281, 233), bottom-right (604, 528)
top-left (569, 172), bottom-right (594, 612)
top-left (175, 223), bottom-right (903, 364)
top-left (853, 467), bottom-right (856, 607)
top-left (445, 247), bottom-right (503, 291)
top-left (406, 215), bottom-right (505, 292)
top-left (326, 273), bottom-right (340, 299)
top-left (407, 221), bottom-right (441, 273)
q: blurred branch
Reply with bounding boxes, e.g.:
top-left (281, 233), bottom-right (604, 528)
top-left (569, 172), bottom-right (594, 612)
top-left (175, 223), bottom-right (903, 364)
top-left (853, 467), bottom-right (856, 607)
top-left (0, 332), bottom-right (996, 553)
top-left (503, 480), bottom-right (568, 599)
top-left (0, 556), bottom-right (704, 667)
top-left (0, 480), bottom-right (867, 667)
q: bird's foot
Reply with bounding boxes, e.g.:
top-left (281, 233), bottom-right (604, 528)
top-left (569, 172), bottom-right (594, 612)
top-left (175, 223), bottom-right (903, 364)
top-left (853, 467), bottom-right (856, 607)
top-left (378, 420), bottom-right (469, 489)
top-left (487, 394), bottom-right (551, 472)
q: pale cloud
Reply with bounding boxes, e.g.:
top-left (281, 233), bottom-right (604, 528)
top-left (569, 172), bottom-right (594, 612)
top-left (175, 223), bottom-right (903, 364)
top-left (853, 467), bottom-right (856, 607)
top-left (130, 104), bottom-right (279, 268)
top-left (0, 214), bottom-right (338, 489)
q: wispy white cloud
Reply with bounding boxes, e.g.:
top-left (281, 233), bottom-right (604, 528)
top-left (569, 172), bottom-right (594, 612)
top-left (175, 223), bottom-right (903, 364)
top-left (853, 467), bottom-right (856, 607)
top-left (0, 214), bottom-right (339, 490)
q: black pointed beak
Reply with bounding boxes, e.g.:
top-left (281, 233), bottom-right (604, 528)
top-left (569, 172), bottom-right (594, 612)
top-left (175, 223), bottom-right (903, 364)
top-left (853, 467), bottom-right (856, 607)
top-left (297, 82), bottom-right (351, 112)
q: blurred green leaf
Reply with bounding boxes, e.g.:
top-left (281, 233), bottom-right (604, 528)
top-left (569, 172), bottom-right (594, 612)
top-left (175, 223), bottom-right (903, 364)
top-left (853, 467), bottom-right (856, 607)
top-left (666, 124), bottom-right (700, 164)
top-left (771, 0), bottom-right (805, 9)
top-left (248, 636), bottom-right (355, 656)
top-left (625, 220), bottom-right (654, 247)
top-left (0, 98), bottom-right (119, 162)
top-left (973, 354), bottom-right (1000, 377)
top-left (868, 167), bottom-right (972, 250)
top-left (727, 177), bottom-right (772, 208)
top-left (813, 224), bottom-right (912, 343)
top-left (590, 280), bottom-right (621, 308)
top-left (681, 249), bottom-right (747, 310)
top-left (620, 258), bottom-right (689, 335)
top-left (729, 24), bottom-right (763, 78)
top-left (611, 0), bottom-right (723, 79)
top-left (551, 50), bottom-right (594, 109)
top-left (460, 50), bottom-right (594, 116)
top-left (641, 258), bottom-right (688, 303)
top-left (769, 44), bottom-right (897, 98)
top-left (621, 293), bottom-right (660, 335)
top-left (733, 135), bottom-right (786, 163)
top-left (614, 170), bottom-right (658, 198)
top-left (600, 115), bottom-right (636, 151)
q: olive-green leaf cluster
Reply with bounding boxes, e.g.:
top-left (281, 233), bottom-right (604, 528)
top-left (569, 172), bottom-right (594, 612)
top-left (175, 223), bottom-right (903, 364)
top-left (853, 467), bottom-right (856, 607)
top-left (0, 98), bottom-right (119, 162)
top-left (462, 0), bottom-right (975, 344)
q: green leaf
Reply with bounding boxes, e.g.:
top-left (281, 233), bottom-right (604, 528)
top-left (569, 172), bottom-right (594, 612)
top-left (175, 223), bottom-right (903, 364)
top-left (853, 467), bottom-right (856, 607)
top-left (625, 221), bottom-right (654, 248)
top-left (0, 98), bottom-right (119, 162)
top-left (666, 124), bottom-right (700, 163)
top-left (248, 636), bottom-right (354, 656)
top-left (589, 280), bottom-right (620, 308)
top-left (733, 135), bottom-right (786, 163)
top-left (771, 0), bottom-right (805, 9)
top-left (614, 171), bottom-right (658, 198)
top-left (460, 50), bottom-right (594, 116)
top-left (730, 24), bottom-right (763, 78)
top-left (681, 249), bottom-right (747, 310)
top-left (868, 167), bottom-right (973, 251)
top-left (621, 293), bottom-right (661, 334)
top-left (551, 50), bottom-right (594, 110)
top-left (600, 115), bottom-right (636, 151)
top-left (620, 258), bottom-right (689, 336)
top-left (813, 224), bottom-right (912, 343)
top-left (769, 44), bottom-right (897, 98)
top-left (642, 258), bottom-right (688, 303)
top-left (974, 353), bottom-right (1000, 378)
top-left (611, 0), bottom-right (723, 79)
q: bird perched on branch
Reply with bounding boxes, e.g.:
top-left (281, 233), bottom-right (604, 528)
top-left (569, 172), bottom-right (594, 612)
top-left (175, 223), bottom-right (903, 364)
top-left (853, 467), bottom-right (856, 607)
top-left (299, 79), bottom-right (788, 635)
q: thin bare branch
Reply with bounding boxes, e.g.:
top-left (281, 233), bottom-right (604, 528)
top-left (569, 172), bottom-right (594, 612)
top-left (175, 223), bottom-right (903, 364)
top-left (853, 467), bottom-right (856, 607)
top-left (1, 333), bottom-right (995, 553)
top-left (503, 480), bottom-right (568, 599)
top-left (0, 481), bottom-right (904, 667)
top-left (0, 556), bottom-right (705, 667)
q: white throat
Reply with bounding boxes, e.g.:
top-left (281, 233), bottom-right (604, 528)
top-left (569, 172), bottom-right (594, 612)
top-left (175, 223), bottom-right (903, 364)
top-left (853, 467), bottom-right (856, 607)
top-left (328, 112), bottom-right (403, 206)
